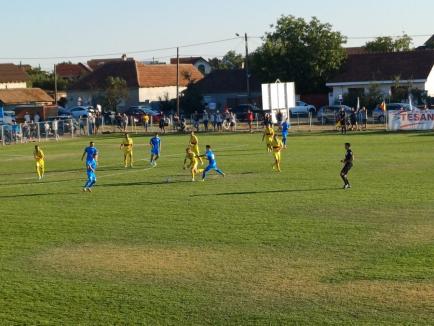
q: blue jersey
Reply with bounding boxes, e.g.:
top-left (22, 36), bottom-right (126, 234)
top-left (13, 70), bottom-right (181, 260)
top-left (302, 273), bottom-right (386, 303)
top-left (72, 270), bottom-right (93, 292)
top-left (282, 121), bottom-right (289, 133)
top-left (150, 137), bottom-right (161, 150)
top-left (87, 159), bottom-right (97, 177)
top-left (84, 146), bottom-right (98, 162)
top-left (206, 150), bottom-right (216, 166)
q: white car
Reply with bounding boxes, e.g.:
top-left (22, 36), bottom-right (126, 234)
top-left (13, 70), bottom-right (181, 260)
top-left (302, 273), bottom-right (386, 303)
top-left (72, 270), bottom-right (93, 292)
top-left (68, 106), bottom-right (94, 119)
top-left (0, 111), bottom-right (16, 124)
top-left (290, 101), bottom-right (316, 116)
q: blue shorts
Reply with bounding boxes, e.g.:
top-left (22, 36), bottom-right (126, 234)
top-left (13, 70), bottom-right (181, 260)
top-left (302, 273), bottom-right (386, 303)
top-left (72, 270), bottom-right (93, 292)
top-left (282, 132), bottom-right (288, 138)
top-left (151, 148), bottom-right (160, 155)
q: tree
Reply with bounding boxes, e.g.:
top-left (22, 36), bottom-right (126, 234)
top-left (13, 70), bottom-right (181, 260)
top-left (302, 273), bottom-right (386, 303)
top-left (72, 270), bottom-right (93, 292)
top-left (209, 51), bottom-right (244, 70)
top-left (364, 34), bottom-right (412, 53)
top-left (250, 15), bottom-right (347, 93)
top-left (102, 77), bottom-right (128, 112)
top-left (27, 67), bottom-right (70, 91)
top-left (180, 82), bottom-right (204, 114)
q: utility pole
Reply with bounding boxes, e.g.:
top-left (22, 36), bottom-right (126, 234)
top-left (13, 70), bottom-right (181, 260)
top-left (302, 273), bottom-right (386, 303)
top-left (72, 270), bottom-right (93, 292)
top-left (54, 64), bottom-right (58, 105)
top-left (244, 33), bottom-right (251, 102)
top-left (176, 47), bottom-right (180, 116)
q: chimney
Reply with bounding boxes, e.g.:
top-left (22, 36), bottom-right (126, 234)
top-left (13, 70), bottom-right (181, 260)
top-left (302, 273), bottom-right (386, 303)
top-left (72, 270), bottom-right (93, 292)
top-left (121, 54), bottom-right (127, 61)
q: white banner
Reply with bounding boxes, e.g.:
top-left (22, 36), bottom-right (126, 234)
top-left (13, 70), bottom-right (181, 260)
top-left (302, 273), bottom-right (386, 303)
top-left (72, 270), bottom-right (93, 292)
top-left (388, 109), bottom-right (434, 131)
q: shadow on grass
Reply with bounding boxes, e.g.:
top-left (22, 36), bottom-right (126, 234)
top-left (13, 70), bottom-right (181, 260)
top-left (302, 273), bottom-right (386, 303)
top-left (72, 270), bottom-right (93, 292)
top-left (98, 180), bottom-right (192, 188)
top-left (0, 192), bottom-right (79, 199)
top-left (191, 187), bottom-right (340, 197)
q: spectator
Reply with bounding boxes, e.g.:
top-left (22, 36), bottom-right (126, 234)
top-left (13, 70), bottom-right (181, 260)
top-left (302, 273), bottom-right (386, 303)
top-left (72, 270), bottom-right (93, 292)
top-left (143, 114), bottom-right (150, 132)
top-left (24, 112), bottom-right (31, 123)
top-left (192, 110), bottom-right (200, 132)
top-left (229, 112), bottom-right (237, 132)
top-left (360, 107), bottom-right (368, 131)
top-left (22, 121), bottom-right (30, 142)
top-left (350, 108), bottom-right (357, 131)
top-left (52, 118), bottom-right (60, 141)
top-left (247, 109), bottom-right (254, 133)
top-left (122, 114), bottom-right (129, 132)
top-left (276, 110), bottom-right (283, 126)
top-left (203, 111), bottom-right (209, 132)
top-left (159, 113), bottom-right (166, 134)
top-left (211, 112), bottom-right (217, 131)
top-left (44, 121), bottom-right (51, 138)
top-left (216, 111), bottom-right (223, 132)
top-left (95, 112), bottom-right (103, 134)
top-left (34, 112), bottom-right (40, 123)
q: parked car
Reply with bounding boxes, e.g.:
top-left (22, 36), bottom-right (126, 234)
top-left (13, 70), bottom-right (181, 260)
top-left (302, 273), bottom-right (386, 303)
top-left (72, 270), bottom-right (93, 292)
top-left (372, 103), bottom-right (412, 123)
top-left (125, 106), bottom-right (161, 123)
top-left (230, 104), bottom-right (263, 121)
top-left (290, 101), bottom-right (316, 116)
top-left (68, 106), bottom-right (94, 119)
top-left (317, 105), bottom-right (352, 124)
top-left (0, 111), bottom-right (17, 124)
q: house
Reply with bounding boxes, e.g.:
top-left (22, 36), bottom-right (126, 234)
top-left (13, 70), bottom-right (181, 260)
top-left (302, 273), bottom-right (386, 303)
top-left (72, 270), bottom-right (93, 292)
top-left (0, 63), bottom-right (30, 89)
top-left (326, 50), bottom-right (434, 104)
top-left (68, 60), bottom-right (203, 110)
top-left (195, 69), bottom-right (262, 109)
top-left (56, 63), bottom-right (92, 81)
top-left (170, 57), bottom-right (212, 75)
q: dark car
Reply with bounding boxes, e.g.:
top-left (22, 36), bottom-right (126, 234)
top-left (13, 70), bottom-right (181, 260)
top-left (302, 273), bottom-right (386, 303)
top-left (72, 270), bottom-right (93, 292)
top-left (230, 104), bottom-right (263, 121)
top-left (125, 106), bottom-right (162, 123)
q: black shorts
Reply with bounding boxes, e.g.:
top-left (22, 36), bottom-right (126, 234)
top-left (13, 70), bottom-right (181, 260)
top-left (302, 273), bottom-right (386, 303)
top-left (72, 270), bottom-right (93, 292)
top-left (341, 163), bottom-right (353, 175)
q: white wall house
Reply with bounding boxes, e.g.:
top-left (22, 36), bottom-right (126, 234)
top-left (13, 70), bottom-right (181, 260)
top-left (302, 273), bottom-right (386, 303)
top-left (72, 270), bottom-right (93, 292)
top-left (0, 64), bottom-right (29, 90)
top-left (170, 57), bottom-right (212, 75)
top-left (326, 51), bottom-right (434, 105)
top-left (67, 60), bottom-right (203, 110)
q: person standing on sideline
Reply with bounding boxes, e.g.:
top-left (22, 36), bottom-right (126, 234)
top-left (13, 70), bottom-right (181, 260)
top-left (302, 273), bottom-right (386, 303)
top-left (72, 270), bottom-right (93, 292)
top-left (143, 114), bottom-right (150, 133)
top-left (52, 118), bottom-right (60, 141)
top-left (340, 143), bottom-right (354, 190)
top-left (338, 107), bottom-right (347, 135)
top-left (83, 154), bottom-right (97, 192)
top-left (34, 112), bottom-right (40, 124)
top-left (120, 133), bottom-right (134, 168)
top-left (33, 145), bottom-right (45, 180)
top-left (247, 109), bottom-right (254, 133)
top-left (203, 111), bottom-right (209, 132)
top-left (281, 118), bottom-right (290, 149)
top-left (200, 145), bottom-right (225, 181)
top-left (360, 107), bottom-right (368, 131)
top-left (81, 141), bottom-right (98, 165)
top-left (24, 112), bottom-right (31, 123)
top-left (149, 133), bottom-right (161, 167)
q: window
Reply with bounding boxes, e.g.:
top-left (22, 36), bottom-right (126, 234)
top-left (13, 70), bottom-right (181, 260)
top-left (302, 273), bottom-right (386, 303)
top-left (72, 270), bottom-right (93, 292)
top-left (197, 64), bottom-right (206, 74)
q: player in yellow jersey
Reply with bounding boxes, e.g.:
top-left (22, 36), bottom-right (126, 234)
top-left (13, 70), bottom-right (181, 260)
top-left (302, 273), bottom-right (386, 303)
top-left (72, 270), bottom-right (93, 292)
top-left (262, 124), bottom-right (275, 152)
top-left (189, 131), bottom-right (203, 164)
top-left (33, 145), bottom-right (45, 180)
top-left (183, 147), bottom-right (204, 182)
top-left (120, 133), bottom-right (134, 168)
top-left (271, 134), bottom-right (283, 172)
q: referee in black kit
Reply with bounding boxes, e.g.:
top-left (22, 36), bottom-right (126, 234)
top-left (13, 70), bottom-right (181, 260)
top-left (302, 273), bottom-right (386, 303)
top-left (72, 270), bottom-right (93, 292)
top-left (340, 143), bottom-right (354, 190)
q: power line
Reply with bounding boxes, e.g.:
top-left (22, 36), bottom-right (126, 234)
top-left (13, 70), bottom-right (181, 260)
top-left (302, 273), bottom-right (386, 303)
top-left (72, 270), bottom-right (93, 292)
top-left (0, 37), bottom-right (241, 61)
top-left (249, 34), bottom-right (432, 40)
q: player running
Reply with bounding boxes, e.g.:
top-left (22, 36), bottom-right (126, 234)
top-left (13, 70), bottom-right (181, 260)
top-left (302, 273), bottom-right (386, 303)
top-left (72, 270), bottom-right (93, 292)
top-left (271, 134), bottom-right (283, 172)
top-left (81, 141), bottom-right (98, 164)
top-left (200, 145), bottom-right (225, 181)
top-left (83, 154), bottom-right (97, 192)
top-left (149, 133), bottom-right (161, 167)
top-left (189, 131), bottom-right (203, 165)
top-left (183, 147), bottom-right (204, 182)
top-left (120, 133), bottom-right (134, 168)
top-left (281, 118), bottom-right (290, 149)
top-left (33, 145), bottom-right (45, 180)
top-left (340, 143), bottom-right (354, 190)
top-left (262, 124), bottom-right (275, 152)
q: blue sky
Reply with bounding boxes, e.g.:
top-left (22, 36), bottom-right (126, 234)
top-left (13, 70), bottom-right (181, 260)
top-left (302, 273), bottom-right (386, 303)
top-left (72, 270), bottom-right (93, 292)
top-left (2, 0), bottom-right (433, 69)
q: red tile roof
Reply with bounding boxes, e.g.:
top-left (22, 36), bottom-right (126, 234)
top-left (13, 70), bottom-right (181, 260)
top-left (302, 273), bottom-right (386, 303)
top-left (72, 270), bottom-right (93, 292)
top-left (70, 60), bottom-right (203, 90)
top-left (0, 63), bottom-right (30, 83)
top-left (56, 63), bottom-right (91, 79)
top-left (195, 69), bottom-right (261, 94)
top-left (329, 50), bottom-right (434, 84)
top-left (0, 88), bottom-right (53, 105)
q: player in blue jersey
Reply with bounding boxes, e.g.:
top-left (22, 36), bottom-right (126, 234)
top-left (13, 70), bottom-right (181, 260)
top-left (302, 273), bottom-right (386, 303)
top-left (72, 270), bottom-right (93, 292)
top-left (281, 118), bottom-right (290, 148)
top-left (200, 145), bottom-right (225, 181)
top-left (83, 154), bottom-right (97, 192)
top-left (149, 133), bottom-right (161, 167)
top-left (81, 141), bottom-right (98, 164)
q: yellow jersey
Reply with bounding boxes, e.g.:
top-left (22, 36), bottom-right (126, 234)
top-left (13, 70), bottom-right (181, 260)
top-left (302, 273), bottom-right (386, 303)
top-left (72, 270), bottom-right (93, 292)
top-left (34, 149), bottom-right (45, 161)
top-left (122, 138), bottom-right (133, 152)
top-left (271, 138), bottom-right (283, 152)
top-left (185, 152), bottom-right (199, 166)
top-left (143, 115), bottom-right (150, 123)
top-left (190, 135), bottom-right (199, 145)
top-left (265, 126), bottom-right (275, 138)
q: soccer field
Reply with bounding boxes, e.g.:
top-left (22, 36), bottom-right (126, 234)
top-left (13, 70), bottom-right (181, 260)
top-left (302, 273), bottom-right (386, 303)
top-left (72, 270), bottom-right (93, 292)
top-left (0, 132), bottom-right (433, 325)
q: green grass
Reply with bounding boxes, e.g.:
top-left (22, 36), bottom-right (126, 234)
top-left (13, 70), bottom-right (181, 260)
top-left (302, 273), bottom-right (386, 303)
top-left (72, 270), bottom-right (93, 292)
top-left (0, 131), bottom-right (433, 325)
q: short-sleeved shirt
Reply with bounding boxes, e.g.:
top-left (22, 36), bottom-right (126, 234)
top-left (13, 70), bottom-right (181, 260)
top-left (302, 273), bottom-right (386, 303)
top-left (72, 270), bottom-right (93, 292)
top-left (282, 122), bottom-right (289, 133)
top-left (34, 150), bottom-right (44, 161)
top-left (345, 149), bottom-right (353, 164)
top-left (150, 137), bottom-right (161, 152)
top-left (122, 138), bottom-right (133, 152)
top-left (84, 146), bottom-right (98, 162)
top-left (190, 135), bottom-right (198, 145)
top-left (206, 150), bottom-right (216, 166)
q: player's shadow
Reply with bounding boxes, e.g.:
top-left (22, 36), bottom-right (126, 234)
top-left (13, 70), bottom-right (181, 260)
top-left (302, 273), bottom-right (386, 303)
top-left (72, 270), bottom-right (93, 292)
top-left (98, 180), bottom-right (191, 188)
top-left (191, 187), bottom-right (340, 197)
top-left (0, 192), bottom-right (78, 199)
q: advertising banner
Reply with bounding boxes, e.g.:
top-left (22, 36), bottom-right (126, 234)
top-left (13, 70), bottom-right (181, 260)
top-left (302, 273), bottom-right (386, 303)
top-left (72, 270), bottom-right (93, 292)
top-left (388, 109), bottom-right (434, 131)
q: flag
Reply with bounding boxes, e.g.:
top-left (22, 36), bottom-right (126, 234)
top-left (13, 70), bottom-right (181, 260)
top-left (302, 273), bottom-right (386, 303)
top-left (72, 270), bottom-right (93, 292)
top-left (380, 101), bottom-right (387, 111)
top-left (408, 94), bottom-right (413, 110)
top-left (357, 97), bottom-right (360, 110)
